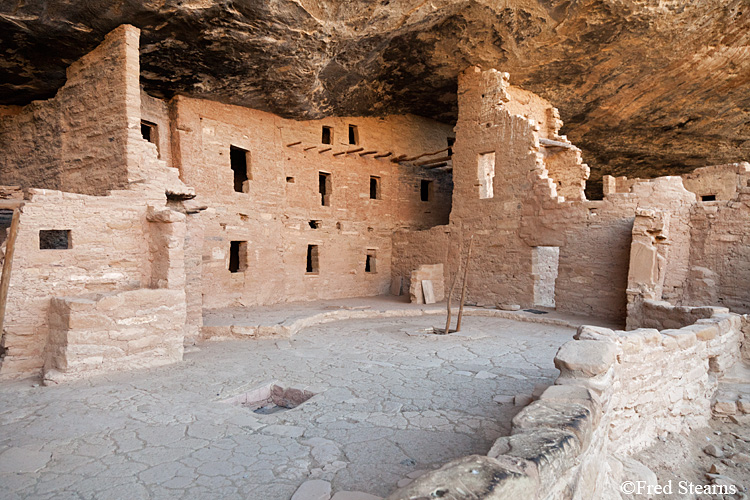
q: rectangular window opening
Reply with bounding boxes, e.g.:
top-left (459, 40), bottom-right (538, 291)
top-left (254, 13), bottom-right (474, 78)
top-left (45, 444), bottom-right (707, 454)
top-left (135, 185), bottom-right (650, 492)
top-left (230, 146), bottom-right (251, 193)
top-left (286, 176), bottom-right (295, 183)
top-left (478, 151), bottom-right (496, 199)
top-left (319, 172), bottom-right (331, 206)
top-left (309, 220), bottom-right (321, 229)
top-left (322, 126), bottom-right (333, 145)
top-left (141, 121), bottom-right (157, 144)
top-left (348, 125), bottom-right (359, 145)
top-left (365, 250), bottom-right (377, 274)
top-left (369, 176), bottom-right (380, 200)
top-left (40, 230), bottom-right (71, 250)
top-left (306, 244), bottom-right (319, 274)
top-left (701, 194), bottom-right (716, 201)
top-left (447, 137), bottom-right (455, 156)
top-left (228, 241), bottom-right (248, 273)
top-left (420, 180), bottom-right (432, 202)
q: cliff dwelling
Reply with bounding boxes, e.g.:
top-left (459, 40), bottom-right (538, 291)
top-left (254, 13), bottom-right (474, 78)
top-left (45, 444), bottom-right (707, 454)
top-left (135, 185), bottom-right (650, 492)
top-left (1, 3), bottom-right (750, 500)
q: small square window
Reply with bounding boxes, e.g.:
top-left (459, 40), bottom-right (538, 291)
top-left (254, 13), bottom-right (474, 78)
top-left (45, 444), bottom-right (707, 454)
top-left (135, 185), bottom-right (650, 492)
top-left (322, 126), bottom-right (333, 145)
top-left (286, 176), bottom-right (295, 183)
top-left (40, 230), bottom-right (71, 250)
top-left (141, 121), bottom-right (157, 144)
top-left (369, 176), bottom-right (380, 200)
top-left (229, 241), bottom-right (248, 273)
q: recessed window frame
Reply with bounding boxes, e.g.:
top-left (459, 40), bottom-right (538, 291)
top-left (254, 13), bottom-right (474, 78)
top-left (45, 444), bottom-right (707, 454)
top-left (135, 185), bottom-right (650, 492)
top-left (348, 125), bottom-right (359, 145)
top-left (365, 249), bottom-right (377, 274)
top-left (420, 179), bottom-right (433, 202)
top-left (228, 241), bottom-right (248, 273)
top-left (319, 172), bottom-right (332, 206)
top-left (230, 145), bottom-right (251, 194)
top-left (306, 244), bottom-right (320, 274)
top-left (39, 229), bottom-right (71, 250)
top-left (369, 176), bottom-right (380, 200)
top-left (322, 126), bottom-right (333, 145)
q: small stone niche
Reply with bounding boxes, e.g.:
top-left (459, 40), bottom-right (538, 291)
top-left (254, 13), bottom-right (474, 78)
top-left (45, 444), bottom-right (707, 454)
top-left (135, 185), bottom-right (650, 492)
top-left (222, 382), bottom-right (316, 415)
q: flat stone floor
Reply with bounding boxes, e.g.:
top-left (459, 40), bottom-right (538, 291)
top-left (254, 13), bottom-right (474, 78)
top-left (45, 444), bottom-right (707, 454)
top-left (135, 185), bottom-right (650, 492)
top-left (0, 315), bottom-right (575, 500)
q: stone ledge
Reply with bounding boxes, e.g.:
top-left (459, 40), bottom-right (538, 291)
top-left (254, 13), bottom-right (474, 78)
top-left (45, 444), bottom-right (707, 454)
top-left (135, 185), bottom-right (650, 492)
top-left (201, 306), bottom-right (585, 341)
top-left (554, 340), bottom-right (618, 378)
top-left (386, 454), bottom-right (539, 500)
top-left (511, 400), bottom-right (596, 447)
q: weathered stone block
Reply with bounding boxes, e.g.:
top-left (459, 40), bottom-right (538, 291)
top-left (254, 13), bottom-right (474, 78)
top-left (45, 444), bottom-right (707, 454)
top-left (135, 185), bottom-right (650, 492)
top-left (511, 401), bottom-right (594, 447)
top-left (554, 340), bottom-right (618, 377)
top-left (488, 429), bottom-right (581, 491)
top-left (386, 454), bottom-right (539, 500)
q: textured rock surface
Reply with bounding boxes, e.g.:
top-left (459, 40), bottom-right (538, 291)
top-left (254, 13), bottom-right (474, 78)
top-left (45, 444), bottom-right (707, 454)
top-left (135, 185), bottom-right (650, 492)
top-left (1, 1), bottom-right (749, 190)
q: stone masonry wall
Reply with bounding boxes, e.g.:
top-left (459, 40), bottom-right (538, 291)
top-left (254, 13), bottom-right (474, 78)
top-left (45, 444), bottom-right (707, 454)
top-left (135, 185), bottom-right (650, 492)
top-left (44, 288), bottom-right (185, 384)
top-left (0, 25), bottom-right (192, 380)
top-left (0, 26), bottom-right (135, 195)
top-left (392, 67), bottom-right (696, 325)
top-left (170, 96), bottom-right (454, 310)
top-left (388, 307), bottom-right (743, 500)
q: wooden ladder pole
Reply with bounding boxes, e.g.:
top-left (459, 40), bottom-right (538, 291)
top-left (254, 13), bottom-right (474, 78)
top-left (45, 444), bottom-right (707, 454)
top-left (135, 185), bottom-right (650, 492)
top-left (455, 235), bottom-right (474, 332)
top-left (443, 252), bottom-right (461, 334)
top-left (0, 208), bottom-right (21, 335)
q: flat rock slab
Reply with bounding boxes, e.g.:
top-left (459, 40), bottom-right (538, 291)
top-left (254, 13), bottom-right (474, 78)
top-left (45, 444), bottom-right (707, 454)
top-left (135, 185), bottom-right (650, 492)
top-left (331, 492), bottom-right (383, 500)
top-left (0, 447), bottom-right (51, 473)
top-left (292, 480), bottom-right (332, 500)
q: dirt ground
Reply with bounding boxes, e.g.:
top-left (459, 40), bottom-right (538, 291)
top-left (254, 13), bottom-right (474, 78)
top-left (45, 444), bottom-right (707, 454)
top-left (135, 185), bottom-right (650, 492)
top-left (633, 418), bottom-right (750, 500)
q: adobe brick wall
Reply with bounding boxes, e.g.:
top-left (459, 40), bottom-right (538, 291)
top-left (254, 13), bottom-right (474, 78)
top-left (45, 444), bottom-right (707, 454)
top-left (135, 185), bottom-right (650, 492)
top-left (0, 25), bottom-right (192, 380)
top-left (169, 96), bottom-right (454, 310)
top-left (0, 26), bottom-right (138, 195)
top-left (392, 67), bottom-right (700, 325)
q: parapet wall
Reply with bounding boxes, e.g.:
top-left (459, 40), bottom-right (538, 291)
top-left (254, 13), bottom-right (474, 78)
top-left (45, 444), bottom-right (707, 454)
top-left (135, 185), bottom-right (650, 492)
top-left (388, 306), bottom-right (744, 500)
top-left (44, 288), bottom-right (185, 383)
top-left (0, 25), bottom-right (138, 195)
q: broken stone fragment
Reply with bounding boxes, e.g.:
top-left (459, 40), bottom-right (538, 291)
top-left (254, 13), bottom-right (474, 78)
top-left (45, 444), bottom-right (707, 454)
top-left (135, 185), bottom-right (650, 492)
top-left (714, 398), bottom-right (739, 415)
top-left (497, 304), bottom-right (520, 311)
top-left (514, 394), bottom-right (533, 407)
top-left (704, 444), bottom-right (724, 458)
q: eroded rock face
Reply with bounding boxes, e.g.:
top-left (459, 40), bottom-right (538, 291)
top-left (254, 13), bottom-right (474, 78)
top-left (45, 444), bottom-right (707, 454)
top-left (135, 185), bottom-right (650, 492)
top-left (1, 0), bottom-right (749, 188)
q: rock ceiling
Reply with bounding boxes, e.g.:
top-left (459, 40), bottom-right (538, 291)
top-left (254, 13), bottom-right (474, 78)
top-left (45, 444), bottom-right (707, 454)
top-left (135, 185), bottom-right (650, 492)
top-left (1, 0), bottom-right (749, 192)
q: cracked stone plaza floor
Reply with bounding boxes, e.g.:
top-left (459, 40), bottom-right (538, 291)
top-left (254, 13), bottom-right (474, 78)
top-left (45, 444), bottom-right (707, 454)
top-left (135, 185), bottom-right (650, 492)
top-left (0, 313), bottom-right (577, 499)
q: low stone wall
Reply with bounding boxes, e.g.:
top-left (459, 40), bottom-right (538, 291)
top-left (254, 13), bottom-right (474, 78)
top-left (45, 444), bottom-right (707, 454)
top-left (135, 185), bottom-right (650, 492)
top-left (43, 288), bottom-right (186, 383)
top-left (387, 307), bottom-right (743, 500)
top-left (200, 305), bottom-right (585, 340)
top-left (630, 298), bottom-right (725, 330)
